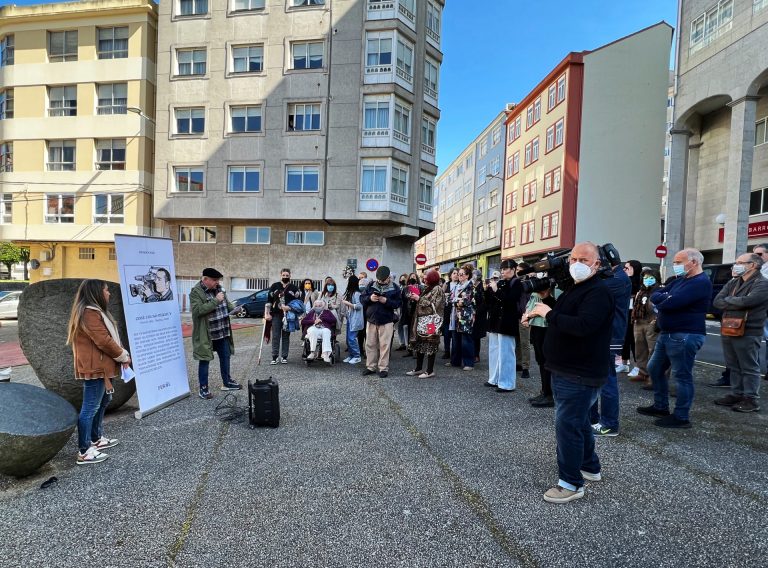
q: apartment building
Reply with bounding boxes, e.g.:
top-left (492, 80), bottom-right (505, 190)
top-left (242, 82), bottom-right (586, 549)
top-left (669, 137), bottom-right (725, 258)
top-left (500, 23), bottom-right (672, 264)
top-left (153, 0), bottom-right (442, 301)
top-left (0, 0), bottom-right (158, 282)
top-left (667, 0), bottom-right (768, 263)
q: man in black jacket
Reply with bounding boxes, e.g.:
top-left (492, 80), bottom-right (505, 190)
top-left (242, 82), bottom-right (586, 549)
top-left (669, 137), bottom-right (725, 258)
top-left (360, 266), bottom-right (402, 378)
top-left (528, 242), bottom-right (615, 503)
top-left (264, 268), bottom-right (301, 364)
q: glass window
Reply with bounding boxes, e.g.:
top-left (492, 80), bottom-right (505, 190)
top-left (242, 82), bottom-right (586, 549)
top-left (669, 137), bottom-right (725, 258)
top-left (424, 59), bottom-right (439, 98)
top-left (97, 83), bottom-right (127, 115)
top-left (1, 194), bottom-right (12, 224)
top-left (422, 117), bottom-right (436, 149)
top-left (94, 193), bottom-right (124, 223)
top-left (179, 0), bottom-right (208, 16)
top-left (97, 27), bottom-right (128, 59)
top-left (393, 102), bottom-right (410, 138)
top-left (48, 31), bottom-right (78, 62)
top-left (174, 167), bottom-right (205, 192)
top-left (557, 75), bottom-right (566, 102)
top-left (286, 231), bottom-right (324, 245)
top-left (0, 35), bottom-right (14, 67)
top-left (0, 142), bottom-right (11, 173)
top-left (232, 45), bottom-right (263, 73)
top-left (292, 41), bottom-right (323, 69)
top-left (291, 0), bottom-right (325, 6)
top-left (177, 48), bottom-right (206, 76)
top-left (95, 139), bottom-right (126, 170)
top-left (45, 194), bottom-right (75, 223)
top-left (232, 0), bottom-right (265, 10)
top-left (426, 2), bottom-right (441, 41)
top-left (0, 89), bottom-right (14, 120)
top-left (47, 140), bottom-right (76, 171)
top-left (756, 118), bottom-right (767, 146)
top-left (230, 105), bottom-right (262, 132)
top-left (361, 164), bottom-right (388, 198)
top-left (286, 165), bottom-right (319, 192)
top-left (419, 176), bottom-right (433, 206)
top-left (180, 226), bottom-right (216, 242)
top-left (366, 36), bottom-right (392, 67)
top-left (364, 100), bottom-right (389, 130)
top-left (288, 103), bottom-right (321, 131)
top-left (49, 86), bottom-right (77, 117)
top-left (176, 108), bottom-right (205, 134)
top-left (555, 119), bottom-right (564, 147)
top-left (228, 166), bottom-right (261, 192)
top-left (391, 165), bottom-right (408, 201)
top-left (233, 226), bottom-right (270, 244)
top-left (396, 39), bottom-right (414, 82)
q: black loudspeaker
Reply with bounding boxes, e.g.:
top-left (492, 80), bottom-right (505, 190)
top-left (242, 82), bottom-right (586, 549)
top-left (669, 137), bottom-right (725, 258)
top-left (248, 377), bottom-right (280, 428)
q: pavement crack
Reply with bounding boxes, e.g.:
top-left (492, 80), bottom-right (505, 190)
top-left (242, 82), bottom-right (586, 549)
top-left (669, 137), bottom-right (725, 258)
top-left (166, 421), bottom-right (229, 567)
top-left (372, 382), bottom-right (540, 568)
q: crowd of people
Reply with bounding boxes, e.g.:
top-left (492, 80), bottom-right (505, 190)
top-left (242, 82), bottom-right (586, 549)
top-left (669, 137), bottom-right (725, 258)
top-left (66, 242), bottom-right (768, 503)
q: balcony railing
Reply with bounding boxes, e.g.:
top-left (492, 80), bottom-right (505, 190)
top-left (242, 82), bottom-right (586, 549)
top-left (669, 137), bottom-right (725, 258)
top-left (398, 2), bottom-right (415, 22)
top-left (367, 0), bottom-right (395, 12)
top-left (426, 27), bottom-right (440, 44)
top-left (395, 66), bottom-right (413, 84)
top-left (363, 128), bottom-right (391, 138)
top-left (390, 193), bottom-right (406, 205)
top-left (361, 191), bottom-right (387, 201)
top-left (421, 143), bottom-right (435, 156)
top-left (418, 202), bottom-right (432, 213)
top-left (365, 64), bottom-right (392, 75)
top-left (393, 130), bottom-right (410, 145)
top-left (424, 85), bottom-right (438, 100)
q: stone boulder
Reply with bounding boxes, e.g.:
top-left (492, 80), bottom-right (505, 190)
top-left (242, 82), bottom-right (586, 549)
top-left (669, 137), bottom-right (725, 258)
top-left (0, 382), bottom-right (77, 477)
top-left (18, 279), bottom-right (135, 410)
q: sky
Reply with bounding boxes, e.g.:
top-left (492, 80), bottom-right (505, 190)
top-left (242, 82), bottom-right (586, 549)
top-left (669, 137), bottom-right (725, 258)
top-left (1, 0), bottom-right (679, 174)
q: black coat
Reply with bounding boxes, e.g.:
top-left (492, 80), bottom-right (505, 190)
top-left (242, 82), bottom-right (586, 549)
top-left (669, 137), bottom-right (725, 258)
top-left (472, 282), bottom-right (487, 338)
top-left (485, 278), bottom-right (523, 337)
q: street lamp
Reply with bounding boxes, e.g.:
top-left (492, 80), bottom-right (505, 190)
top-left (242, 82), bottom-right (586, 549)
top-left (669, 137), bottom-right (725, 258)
top-left (127, 106), bottom-right (156, 125)
top-left (486, 173), bottom-right (504, 182)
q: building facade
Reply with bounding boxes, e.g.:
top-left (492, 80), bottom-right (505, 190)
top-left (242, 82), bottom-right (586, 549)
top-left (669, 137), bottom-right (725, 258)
top-left (667, 0), bottom-right (768, 263)
top-left (153, 0), bottom-right (442, 301)
top-left (0, 0), bottom-right (158, 282)
top-left (500, 23), bottom-right (672, 264)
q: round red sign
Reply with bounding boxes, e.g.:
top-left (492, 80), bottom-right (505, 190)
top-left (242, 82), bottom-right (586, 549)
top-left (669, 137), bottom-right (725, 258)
top-left (655, 245), bottom-right (668, 259)
top-left (415, 253), bottom-right (427, 266)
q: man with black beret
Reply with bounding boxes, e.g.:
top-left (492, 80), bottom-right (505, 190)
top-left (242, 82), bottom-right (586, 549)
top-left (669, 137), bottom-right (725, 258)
top-left (360, 266), bottom-right (402, 378)
top-left (190, 267), bottom-right (242, 399)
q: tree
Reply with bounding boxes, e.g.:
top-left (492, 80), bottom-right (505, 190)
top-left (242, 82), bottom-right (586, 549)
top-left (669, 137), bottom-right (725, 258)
top-left (0, 242), bottom-right (24, 280)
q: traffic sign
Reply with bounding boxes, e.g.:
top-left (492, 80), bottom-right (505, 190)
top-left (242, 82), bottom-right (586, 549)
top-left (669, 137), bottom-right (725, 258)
top-left (415, 253), bottom-right (427, 266)
top-left (366, 258), bottom-right (379, 272)
top-left (655, 245), bottom-right (668, 259)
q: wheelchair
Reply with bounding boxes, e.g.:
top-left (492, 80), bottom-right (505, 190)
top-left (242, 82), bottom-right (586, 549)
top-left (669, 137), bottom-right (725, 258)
top-left (301, 327), bottom-right (342, 365)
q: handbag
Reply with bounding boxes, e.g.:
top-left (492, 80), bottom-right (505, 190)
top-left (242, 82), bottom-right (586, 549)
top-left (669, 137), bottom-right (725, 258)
top-left (721, 314), bottom-right (747, 337)
top-left (416, 304), bottom-right (443, 339)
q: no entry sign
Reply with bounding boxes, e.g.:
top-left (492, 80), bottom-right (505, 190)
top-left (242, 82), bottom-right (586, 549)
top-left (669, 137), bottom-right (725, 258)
top-left (415, 253), bottom-right (427, 266)
top-left (366, 258), bottom-right (379, 272)
top-left (655, 245), bottom-right (668, 259)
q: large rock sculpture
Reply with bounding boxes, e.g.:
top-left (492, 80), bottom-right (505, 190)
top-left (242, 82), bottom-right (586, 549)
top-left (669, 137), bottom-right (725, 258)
top-left (18, 279), bottom-right (135, 410)
top-left (0, 382), bottom-right (77, 477)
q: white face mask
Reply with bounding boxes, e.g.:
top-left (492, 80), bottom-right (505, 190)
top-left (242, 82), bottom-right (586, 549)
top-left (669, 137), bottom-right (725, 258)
top-left (569, 262), bottom-right (593, 283)
top-left (732, 264), bottom-right (746, 277)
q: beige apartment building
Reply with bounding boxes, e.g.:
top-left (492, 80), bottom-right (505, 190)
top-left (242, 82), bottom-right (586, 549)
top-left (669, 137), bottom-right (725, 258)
top-left (153, 0), bottom-right (443, 301)
top-left (0, 0), bottom-right (157, 282)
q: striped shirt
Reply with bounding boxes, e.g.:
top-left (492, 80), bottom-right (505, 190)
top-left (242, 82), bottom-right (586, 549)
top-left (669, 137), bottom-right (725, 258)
top-left (202, 282), bottom-right (230, 341)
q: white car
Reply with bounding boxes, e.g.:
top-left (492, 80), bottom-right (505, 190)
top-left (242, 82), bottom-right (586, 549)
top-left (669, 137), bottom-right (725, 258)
top-left (0, 291), bottom-right (22, 319)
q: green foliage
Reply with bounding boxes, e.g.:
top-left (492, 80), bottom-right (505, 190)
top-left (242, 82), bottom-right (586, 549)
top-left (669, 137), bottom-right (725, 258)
top-left (0, 242), bottom-right (28, 278)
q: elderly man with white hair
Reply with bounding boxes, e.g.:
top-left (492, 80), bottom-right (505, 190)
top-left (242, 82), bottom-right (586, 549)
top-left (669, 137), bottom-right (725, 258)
top-left (637, 248), bottom-right (712, 429)
top-left (300, 299), bottom-right (337, 364)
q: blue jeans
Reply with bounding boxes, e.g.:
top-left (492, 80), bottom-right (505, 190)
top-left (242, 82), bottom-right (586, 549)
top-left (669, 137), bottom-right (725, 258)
top-left (488, 332), bottom-right (517, 390)
top-left (589, 364), bottom-right (619, 430)
top-left (198, 337), bottom-right (231, 389)
top-left (450, 330), bottom-right (475, 368)
top-left (78, 378), bottom-right (112, 453)
top-left (346, 324), bottom-right (360, 358)
top-left (552, 374), bottom-right (601, 490)
top-left (648, 332), bottom-right (705, 421)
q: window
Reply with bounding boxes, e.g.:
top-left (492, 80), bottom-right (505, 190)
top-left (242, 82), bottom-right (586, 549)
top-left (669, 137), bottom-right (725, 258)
top-left (526, 105), bottom-right (534, 129)
top-left (0, 35), bottom-right (14, 67)
top-left (232, 0), bottom-right (265, 10)
top-left (488, 220), bottom-right (497, 239)
top-left (503, 227), bottom-right (516, 249)
top-left (533, 98), bottom-right (541, 123)
top-left (690, 1), bottom-right (733, 52)
top-left (109, 248), bottom-right (117, 260)
top-left (176, 108), bottom-right (205, 135)
top-left (0, 142), bottom-right (11, 173)
top-left (47, 140), bottom-right (76, 171)
top-left (419, 176), bottom-right (433, 210)
top-left (546, 125), bottom-right (555, 152)
top-left (0, 89), bottom-right (13, 120)
top-left (292, 41), bottom-right (323, 70)
top-left (506, 156), bottom-right (515, 178)
top-left (232, 45), bottom-right (263, 73)
top-left (48, 31), bottom-right (78, 62)
top-left (424, 58), bottom-right (439, 99)
top-left (286, 165), bottom-right (319, 192)
top-left (478, 166), bottom-right (487, 185)
top-left (361, 163), bottom-right (387, 200)
top-left (180, 226), bottom-right (216, 243)
top-left (511, 151), bottom-right (520, 176)
top-left (95, 139), bottom-right (126, 170)
top-left (504, 191), bottom-right (517, 213)
top-left (176, 48), bottom-right (206, 76)
top-left (492, 126), bottom-right (501, 146)
top-left (396, 39), bottom-right (414, 83)
top-left (79, 247), bottom-right (96, 260)
top-left (366, 35), bottom-right (392, 67)
top-left (489, 190), bottom-right (498, 208)
top-left (477, 225), bottom-right (484, 243)
top-left (230, 105), bottom-right (262, 133)
top-left (532, 138), bottom-right (540, 163)
top-left (393, 101), bottom-right (411, 141)
top-left (750, 187), bottom-right (768, 215)
top-left (523, 180), bottom-right (537, 206)
top-left (520, 220), bottom-right (535, 244)
top-left (477, 197), bottom-right (486, 213)
top-left (364, 99), bottom-right (390, 130)
top-left (233, 226), bottom-right (270, 244)
top-left (756, 0), bottom-right (768, 13)
top-left (97, 27), bottom-right (128, 59)
top-left (1, 194), bottom-right (12, 224)
top-left (756, 117), bottom-right (767, 146)
top-left (466, 154), bottom-right (473, 169)
top-left (179, 0), bottom-right (208, 16)
top-left (93, 193), bottom-right (124, 223)
top-left (508, 115), bottom-right (522, 141)
top-left (557, 75), bottom-right (566, 103)
top-left (548, 84), bottom-right (556, 111)
top-left (462, 205), bottom-right (470, 221)
top-left (524, 142), bottom-right (532, 167)
top-left (541, 212), bottom-right (560, 239)
top-left (288, 103), bottom-right (321, 131)
top-left (291, 0), bottom-right (325, 5)
top-left (49, 86), bottom-right (77, 117)
top-left (97, 83), bottom-right (127, 115)
top-left (228, 166), bottom-right (261, 192)
top-left (554, 119), bottom-right (564, 148)
top-left (464, 181), bottom-right (472, 195)
top-left (286, 231), bottom-right (324, 245)
top-left (391, 164), bottom-right (408, 203)
top-left (45, 194), bottom-right (75, 223)
top-left (479, 138), bottom-right (488, 158)
top-left (422, 117), bottom-right (436, 151)
top-left (426, 1), bottom-right (441, 43)
top-left (174, 167), bottom-right (205, 192)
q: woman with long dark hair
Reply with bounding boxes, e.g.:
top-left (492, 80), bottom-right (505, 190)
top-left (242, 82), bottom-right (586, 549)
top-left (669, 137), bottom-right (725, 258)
top-left (406, 270), bottom-right (445, 378)
top-left (301, 278), bottom-right (319, 313)
top-left (441, 268), bottom-right (459, 358)
top-left (447, 264), bottom-right (476, 370)
top-left (66, 279), bottom-right (131, 465)
top-left (342, 275), bottom-right (363, 364)
top-left (321, 277), bottom-right (345, 332)
top-left (618, 259), bottom-right (643, 375)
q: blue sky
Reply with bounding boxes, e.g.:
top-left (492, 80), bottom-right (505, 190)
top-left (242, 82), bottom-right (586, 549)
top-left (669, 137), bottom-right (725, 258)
top-left (438, 0), bottom-right (678, 172)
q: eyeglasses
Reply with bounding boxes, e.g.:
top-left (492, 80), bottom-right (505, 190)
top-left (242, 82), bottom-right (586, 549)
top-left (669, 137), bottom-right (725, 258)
top-left (734, 261), bottom-right (755, 266)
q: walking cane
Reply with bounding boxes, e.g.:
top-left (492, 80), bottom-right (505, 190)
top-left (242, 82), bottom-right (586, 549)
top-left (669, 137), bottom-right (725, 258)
top-left (257, 318), bottom-right (267, 366)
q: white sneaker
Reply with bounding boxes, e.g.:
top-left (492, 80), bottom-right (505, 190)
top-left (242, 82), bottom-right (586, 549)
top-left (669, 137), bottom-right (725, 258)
top-left (343, 356), bottom-right (352, 363)
top-left (91, 436), bottom-right (119, 450)
top-left (581, 470), bottom-right (602, 482)
top-left (591, 423), bottom-right (603, 433)
top-left (306, 352), bottom-right (316, 360)
top-left (348, 357), bottom-right (361, 364)
top-left (321, 352), bottom-right (332, 363)
top-left (77, 446), bottom-right (109, 465)
top-left (615, 364), bottom-right (630, 373)
top-left (627, 367), bottom-right (640, 378)
top-left (280, 358), bottom-right (288, 364)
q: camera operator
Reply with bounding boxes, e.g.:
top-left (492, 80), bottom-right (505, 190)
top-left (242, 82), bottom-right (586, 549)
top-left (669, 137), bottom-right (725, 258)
top-left (484, 259), bottom-right (522, 393)
top-left (527, 242), bottom-right (615, 503)
top-left (143, 268), bottom-right (174, 303)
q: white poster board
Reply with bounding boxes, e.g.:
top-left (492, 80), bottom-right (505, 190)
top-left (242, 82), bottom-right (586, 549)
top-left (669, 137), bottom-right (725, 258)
top-left (114, 235), bottom-right (190, 418)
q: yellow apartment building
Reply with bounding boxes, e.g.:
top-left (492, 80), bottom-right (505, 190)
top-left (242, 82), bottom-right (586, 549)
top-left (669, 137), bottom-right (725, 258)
top-left (0, 0), bottom-right (157, 283)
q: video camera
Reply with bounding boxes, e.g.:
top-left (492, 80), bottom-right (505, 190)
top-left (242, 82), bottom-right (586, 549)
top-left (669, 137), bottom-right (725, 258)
top-left (517, 243), bottom-right (621, 294)
top-left (128, 266), bottom-right (164, 297)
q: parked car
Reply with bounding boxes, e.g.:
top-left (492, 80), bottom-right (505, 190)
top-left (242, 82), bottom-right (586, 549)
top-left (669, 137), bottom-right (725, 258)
top-left (702, 263), bottom-right (733, 319)
top-left (0, 291), bottom-right (22, 319)
top-left (0, 291), bottom-right (10, 299)
top-left (232, 289), bottom-right (268, 318)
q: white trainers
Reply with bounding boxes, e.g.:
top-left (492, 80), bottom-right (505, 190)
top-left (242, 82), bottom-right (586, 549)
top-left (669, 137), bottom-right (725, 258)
top-left (615, 364), bottom-right (630, 374)
top-left (347, 357), bottom-right (361, 364)
top-left (581, 470), bottom-right (602, 482)
top-left (321, 352), bottom-right (332, 363)
top-left (306, 352), bottom-right (316, 360)
top-left (91, 436), bottom-right (119, 450)
top-left (343, 356), bottom-right (352, 363)
top-left (77, 446), bottom-right (109, 465)
top-left (591, 423), bottom-right (603, 433)
top-left (628, 367), bottom-right (640, 378)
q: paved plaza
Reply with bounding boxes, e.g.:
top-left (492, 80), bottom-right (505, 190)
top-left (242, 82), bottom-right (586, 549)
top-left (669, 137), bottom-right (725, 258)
top-left (1, 322), bottom-right (767, 567)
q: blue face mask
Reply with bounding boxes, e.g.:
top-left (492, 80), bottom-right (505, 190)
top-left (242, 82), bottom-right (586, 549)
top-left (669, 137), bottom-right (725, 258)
top-left (314, 308), bottom-right (323, 314)
top-left (643, 277), bottom-right (656, 287)
top-left (327, 285), bottom-right (335, 293)
top-left (672, 264), bottom-right (686, 277)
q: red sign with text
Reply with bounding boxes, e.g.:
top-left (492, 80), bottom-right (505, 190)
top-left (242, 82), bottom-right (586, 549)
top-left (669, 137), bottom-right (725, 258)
top-left (415, 253), bottom-right (427, 266)
top-left (655, 245), bottom-right (668, 258)
top-left (717, 221), bottom-right (768, 243)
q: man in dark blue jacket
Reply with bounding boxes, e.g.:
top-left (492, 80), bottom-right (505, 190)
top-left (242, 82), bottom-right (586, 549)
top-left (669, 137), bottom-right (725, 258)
top-left (528, 242), bottom-right (615, 503)
top-left (589, 256), bottom-right (631, 437)
top-left (360, 266), bottom-right (402, 378)
top-left (637, 248), bottom-right (712, 428)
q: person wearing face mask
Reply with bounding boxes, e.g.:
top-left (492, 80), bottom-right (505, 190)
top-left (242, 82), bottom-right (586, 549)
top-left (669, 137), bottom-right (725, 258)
top-left (396, 273), bottom-right (418, 355)
top-left (751, 243), bottom-right (768, 384)
top-left (470, 269), bottom-right (487, 363)
top-left (321, 277), bottom-right (345, 333)
top-left (485, 260), bottom-right (522, 392)
top-left (300, 299), bottom-right (337, 364)
top-left (527, 243), bottom-right (615, 503)
top-left (618, 260), bottom-right (643, 376)
top-left (265, 268), bottom-right (301, 365)
top-left (711, 253), bottom-right (768, 413)
top-left (630, 268), bottom-right (661, 389)
top-left (636, 248), bottom-right (712, 429)
top-left (441, 269), bottom-right (459, 359)
top-left (302, 279), bottom-right (319, 313)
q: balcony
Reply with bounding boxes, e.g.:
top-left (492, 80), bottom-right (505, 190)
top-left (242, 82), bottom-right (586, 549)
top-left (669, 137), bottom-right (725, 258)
top-left (426, 27), bottom-right (440, 49)
top-left (366, 0), bottom-right (416, 30)
top-left (362, 127), bottom-right (410, 153)
top-left (421, 143), bottom-right (435, 164)
top-left (418, 201), bottom-right (433, 222)
top-left (359, 190), bottom-right (408, 215)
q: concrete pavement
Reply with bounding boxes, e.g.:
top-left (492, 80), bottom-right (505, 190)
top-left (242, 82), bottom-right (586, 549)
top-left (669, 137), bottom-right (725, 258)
top-left (1, 323), bottom-right (767, 567)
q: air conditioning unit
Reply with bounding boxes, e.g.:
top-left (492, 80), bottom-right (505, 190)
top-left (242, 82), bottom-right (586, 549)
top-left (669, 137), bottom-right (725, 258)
top-left (505, 103), bottom-right (517, 112)
top-left (40, 250), bottom-right (52, 262)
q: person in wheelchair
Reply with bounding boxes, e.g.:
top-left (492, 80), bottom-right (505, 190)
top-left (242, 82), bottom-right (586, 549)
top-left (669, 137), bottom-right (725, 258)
top-left (301, 299), bottom-right (338, 364)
